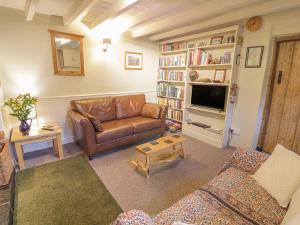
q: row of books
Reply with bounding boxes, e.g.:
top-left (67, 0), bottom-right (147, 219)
top-left (168, 99), bottom-right (183, 110)
top-left (158, 70), bottom-right (185, 81)
top-left (168, 109), bottom-right (183, 121)
top-left (159, 54), bottom-right (186, 67)
top-left (157, 83), bottom-right (184, 99)
top-left (160, 42), bottom-right (187, 52)
top-left (157, 97), bottom-right (168, 106)
top-left (220, 52), bottom-right (231, 64)
top-left (189, 49), bottom-right (210, 65)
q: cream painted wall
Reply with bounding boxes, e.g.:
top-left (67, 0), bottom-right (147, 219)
top-left (0, 7), bottom-right (158, 152)
top-left (230, 7), bottom-right (300, 149)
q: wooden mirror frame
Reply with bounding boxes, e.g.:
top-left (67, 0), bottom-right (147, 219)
top-left (48, 30), bottom-right (85, 76)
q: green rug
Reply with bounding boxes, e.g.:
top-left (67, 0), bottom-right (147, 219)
top-left (14, 155), bottom-right (122, 225)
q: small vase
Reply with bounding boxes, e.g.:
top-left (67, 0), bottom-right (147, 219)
top-left (19, 119), bottom-right (32, 135)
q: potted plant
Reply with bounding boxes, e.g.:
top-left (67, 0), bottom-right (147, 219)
top-left (5, 93), bottom-right (38, 135)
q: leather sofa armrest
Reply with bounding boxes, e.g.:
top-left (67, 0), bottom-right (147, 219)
top-left (69, 110), bottom-right (97, 156)
top-left (159, 104), bottom-right (168, 135)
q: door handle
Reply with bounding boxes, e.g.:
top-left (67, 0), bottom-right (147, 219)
top-left (277, 71), bottom-right (283, 84)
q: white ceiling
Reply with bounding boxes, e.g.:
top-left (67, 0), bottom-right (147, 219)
top-left (1, 0), bottom-right (300, 41)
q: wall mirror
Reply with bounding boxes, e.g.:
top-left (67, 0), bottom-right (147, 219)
top-left (49, 30), bottom-right (85, 76)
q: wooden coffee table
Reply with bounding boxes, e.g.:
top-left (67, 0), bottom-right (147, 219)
top-left (131, 135), bottom-right (187, 178)
top-left (10, 124), bottom-right (64, 170)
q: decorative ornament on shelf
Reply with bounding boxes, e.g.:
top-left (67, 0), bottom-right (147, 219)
top-left (4, 93), bottom-right (38, 135)
top-left (230, 83), bottom-right (239, 103)
top-left (189, 71), bottom-right (199, 81)
top-left (246, 16), bottom-right (262, 32)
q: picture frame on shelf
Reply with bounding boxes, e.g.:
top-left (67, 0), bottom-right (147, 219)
top-left (214, 69), bottom-right (226, 83)
top-left (210, 36), bottom-right (223, 45)
top-left (245, 46), bottom-right (264, 68)
top-left (124, 51), bottom-right (143, 70)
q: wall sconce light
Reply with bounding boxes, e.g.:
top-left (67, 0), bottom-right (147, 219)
top-left (102, 38), bottom-right (111, 52)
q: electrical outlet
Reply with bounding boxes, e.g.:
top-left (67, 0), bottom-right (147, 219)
top-left (230, 128), bottom-right (240, 135)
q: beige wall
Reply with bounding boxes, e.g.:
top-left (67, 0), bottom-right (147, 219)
top-left (0, 7), bottom-right (158, 152)
top-left (230, 7), bottom-right (300, 149)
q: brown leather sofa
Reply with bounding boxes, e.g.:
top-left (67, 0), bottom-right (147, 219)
top-left (69, 94), bottom-right (168, 159)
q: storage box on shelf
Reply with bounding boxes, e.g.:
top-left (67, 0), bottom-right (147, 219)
top-left (157, 25), bottom-right (242, 147)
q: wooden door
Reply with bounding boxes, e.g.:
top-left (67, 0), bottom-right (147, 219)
top-left (263, 40), bottom-right (300, 154)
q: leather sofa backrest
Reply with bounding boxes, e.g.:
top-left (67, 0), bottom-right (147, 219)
top-left (115, 94), bottom-right (145, 119)
top-left (71, 97), bottom-right (116, 122)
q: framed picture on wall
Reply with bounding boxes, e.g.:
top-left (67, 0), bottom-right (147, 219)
top-left (124, 51), bottom-right (143, 70)
top-left (210, 36), bottom-right (223, 45)
top-left (214, 69), bottom-right (226, 83)
top-left (245, 46), bottom-right (264, 68)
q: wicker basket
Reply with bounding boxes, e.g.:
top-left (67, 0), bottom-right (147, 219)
top-left (0, 139), bottom-right (13, 187)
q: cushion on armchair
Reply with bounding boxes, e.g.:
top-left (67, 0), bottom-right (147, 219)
top-left (111, 209), bottom-right (153, 225)
top-left (218, 148), bottom-right (269, 175)
top-left (141, 103), bottom-right (161, 119)
top-left (83, 112), bottom-right (103, 132)
top-left (252, 144), bottom-right (300, 207)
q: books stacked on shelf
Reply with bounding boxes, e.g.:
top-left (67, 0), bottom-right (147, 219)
top-left (189, 49), bottom-right (210, 66)
top-left (160, 42), bottom-right (186, 52)
top-left (157, 83), bottom-right (184, 99)
top-left (158, 70), bottom-right (185, 81)
top-left (168, 109), bottom-right (183, 121)
top-left (168, 99), bottom-right (183, 110)
top-left (220, 52), bottom-right (231, 64)
top-left (157, 97), bottom-right (168, 106)
top-left (167, 120), bottom-right (182, 131)
top-left (159, 54), bottom-right (186, 67)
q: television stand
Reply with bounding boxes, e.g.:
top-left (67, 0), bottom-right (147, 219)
top-left (188, 121), bottom-right (211, 129)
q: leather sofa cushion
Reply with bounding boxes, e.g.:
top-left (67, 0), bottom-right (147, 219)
top-left (115, 94), bottom-right (145, 119)
top-left (83, 112), bottom-right (103, 132)
top-left (96, 120), bottom-right (133, 143)
top-left (120, 116), bottom-right (161, 133)
top-left (71, 97), bottom-right (116, 122)
top-left (141, 103), bottom-right (161, 119)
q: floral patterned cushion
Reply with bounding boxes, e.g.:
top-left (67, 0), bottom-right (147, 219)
top-left (218, 148), bottom-right (269, 175)
top-left (111, 210), bottom-right (154, 225)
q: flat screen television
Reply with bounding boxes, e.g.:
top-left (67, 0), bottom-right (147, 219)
top-left (191, 85), bottom-right (227, 111)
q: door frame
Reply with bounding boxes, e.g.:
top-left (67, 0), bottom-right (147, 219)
top-left (257, 34), bottom-right (300, 150)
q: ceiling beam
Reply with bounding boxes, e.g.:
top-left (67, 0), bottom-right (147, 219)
top-left (24, 0), bottom-right (39, 21)
top-left (131, 0), bottom-right (267, 38)
top-left (149, 0), bottom-right (300, 41)
top-left (63, 0), bottom-right (97, 26)
top-left (88, 0), bottom-right (140, 29)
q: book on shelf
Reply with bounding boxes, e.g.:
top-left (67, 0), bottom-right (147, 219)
top-left (158, 70), bottom-right (185, 81)
top-left (168, 109), bottom-right (183, 121)
top-left (189, 49), bottom-right (209, 66)
top-left (159, 54), bottom-right (186, 67)
top-left (157, 97), bottom-right (183, 110)
top-left (157, 97), bottom-right (168, 106)
top-left (160, 42), bottom-right (186, 52)
top-left (157, 83), bottom-right (184, 99)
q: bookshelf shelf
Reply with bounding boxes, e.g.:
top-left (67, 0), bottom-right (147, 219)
top-left (160, 49), bottom-right (188, 55)
top-left (188, 63), bottom-right (232, 69)
top-left (186, 105), bottom-right (226, 116)
top-left (188, 82), bottom-right (230, 86)
top-left (166, 117), bottom-right (182, 123)
top-left (188, 43), bottom-right (235, 51)
top-left (169, 107), bottom-right (183, 111)
top-left (160, 66), bottom-right (186, 69)
top-left (157, 80), bottom-right (185, 83)
top-left (157, 96), bottom-right (184, 100)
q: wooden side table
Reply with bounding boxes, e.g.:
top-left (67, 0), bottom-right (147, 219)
top-left (10, 125), bottom-right (64, 170)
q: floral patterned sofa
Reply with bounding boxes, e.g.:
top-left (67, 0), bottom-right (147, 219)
top-left (112, 149), bottom-right (287, 225)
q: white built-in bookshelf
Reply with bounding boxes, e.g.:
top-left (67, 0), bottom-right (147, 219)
top-left (157, 25), bottom-right (242, 148)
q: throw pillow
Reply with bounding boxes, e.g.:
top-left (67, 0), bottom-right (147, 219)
top-left (141, 103), bottom-right (161, 119)
top-left (252, 144), bottom-right (300, 207)
top-left (281, 187), bottom-right (300, 225)
top-left (83, 113), bottom-right (103, 132)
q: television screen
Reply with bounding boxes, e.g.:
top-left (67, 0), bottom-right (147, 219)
top-left (191, 85), bottom-right (227, 111)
